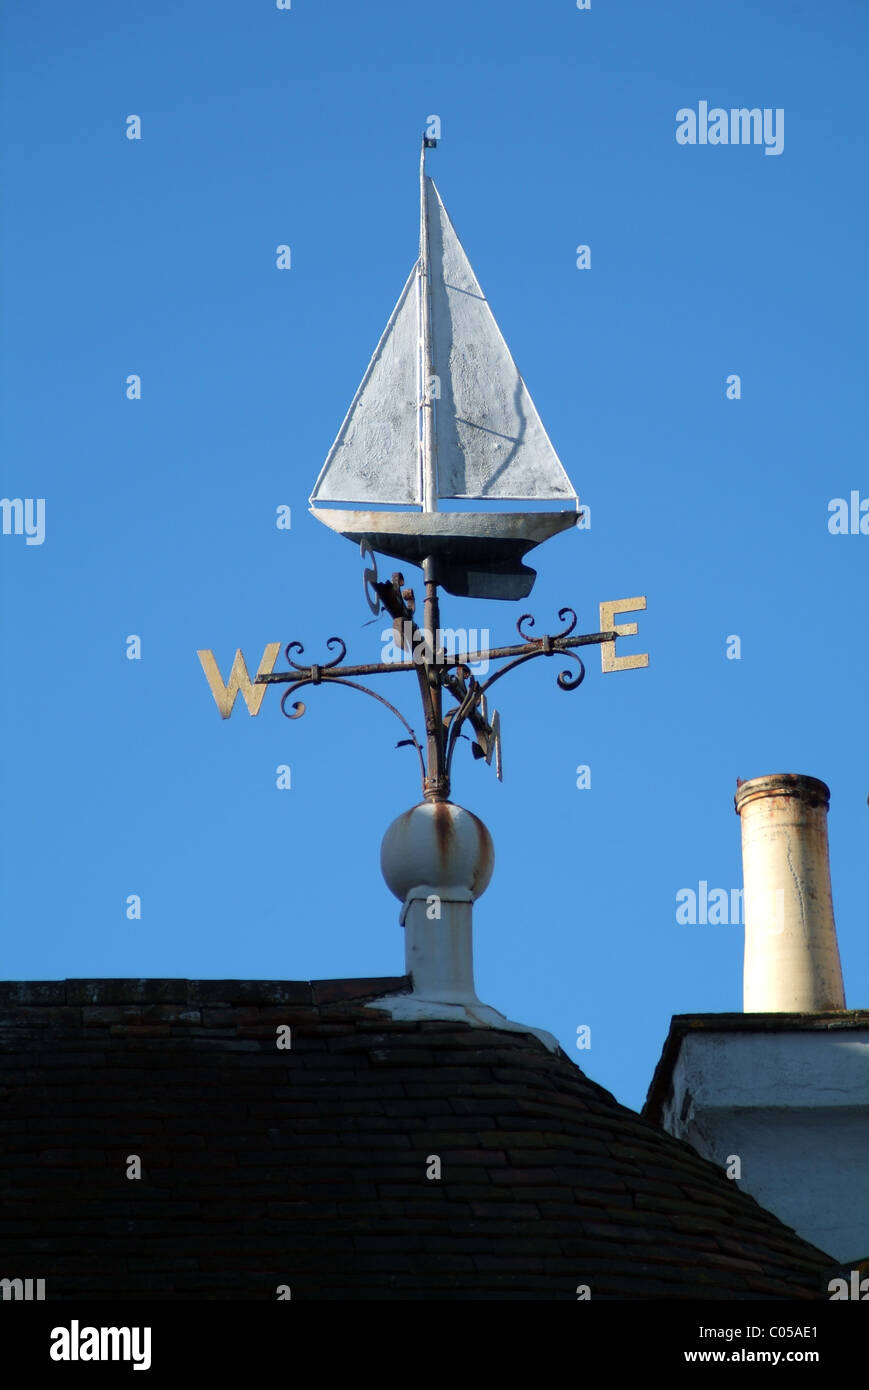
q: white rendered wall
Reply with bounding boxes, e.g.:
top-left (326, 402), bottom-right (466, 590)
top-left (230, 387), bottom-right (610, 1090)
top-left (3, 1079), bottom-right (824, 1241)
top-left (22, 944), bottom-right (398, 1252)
top-left (660, 1030), bottom-right (869, 1262)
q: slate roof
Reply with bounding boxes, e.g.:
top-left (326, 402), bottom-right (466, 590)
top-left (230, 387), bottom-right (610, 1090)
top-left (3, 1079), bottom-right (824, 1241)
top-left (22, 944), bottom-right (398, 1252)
top-left (0, 978), bottom-right (835, 1300)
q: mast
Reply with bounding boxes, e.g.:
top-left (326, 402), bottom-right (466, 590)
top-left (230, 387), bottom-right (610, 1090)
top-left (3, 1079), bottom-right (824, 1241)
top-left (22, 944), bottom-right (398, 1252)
top-left (417, 135), bottom-right (446, 798)
top-left (418, 136), bottom-right (437, 514)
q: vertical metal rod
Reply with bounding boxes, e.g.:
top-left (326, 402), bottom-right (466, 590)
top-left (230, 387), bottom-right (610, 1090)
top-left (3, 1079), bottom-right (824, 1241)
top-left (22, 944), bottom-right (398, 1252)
top-left (421, 554), bottom-right (447, 801)
top-left (418, 138), bottom-right (437, 515)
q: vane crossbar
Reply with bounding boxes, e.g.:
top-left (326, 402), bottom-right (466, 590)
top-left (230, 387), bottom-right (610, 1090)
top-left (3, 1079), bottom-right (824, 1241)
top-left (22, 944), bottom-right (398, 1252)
top-left (255, 629), bottom-right (620, 684)
top-left (248, 592), bottom-right (638, 803)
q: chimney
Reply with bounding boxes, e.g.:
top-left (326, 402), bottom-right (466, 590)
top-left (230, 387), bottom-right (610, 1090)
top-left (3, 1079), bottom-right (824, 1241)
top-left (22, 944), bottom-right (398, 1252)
top-left (734, 773), bottom-right (846, 1011)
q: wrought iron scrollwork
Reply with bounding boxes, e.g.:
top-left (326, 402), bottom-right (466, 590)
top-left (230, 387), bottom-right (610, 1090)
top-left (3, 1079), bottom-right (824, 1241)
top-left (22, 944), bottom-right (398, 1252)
top-left (516, 607), bottom-right (577, 644)
top-left (258, 599), bottom-right (613, 799)
top-left (284, 636), bottom-right (347, 672)
top-left (275, 636), bottom-right (426, 780)
top-left (556, 653), bottom-right (585, 691)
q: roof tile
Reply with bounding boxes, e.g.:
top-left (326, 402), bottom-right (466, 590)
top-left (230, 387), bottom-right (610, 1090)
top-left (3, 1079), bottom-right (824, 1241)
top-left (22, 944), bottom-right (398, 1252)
top-left (0, 977), bottom-right (834, 1300)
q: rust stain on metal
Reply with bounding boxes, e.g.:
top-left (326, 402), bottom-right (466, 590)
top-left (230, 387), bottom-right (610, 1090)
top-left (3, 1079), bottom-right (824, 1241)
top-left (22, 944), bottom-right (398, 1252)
top-left (433, 801), bottom-right (454, 867)
top-left (472, 816), bottom-right (494, 894)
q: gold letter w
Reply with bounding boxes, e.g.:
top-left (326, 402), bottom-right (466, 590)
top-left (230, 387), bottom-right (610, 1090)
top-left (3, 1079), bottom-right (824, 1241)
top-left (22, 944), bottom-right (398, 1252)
top-left (197, 644), bottom-right (281, 718)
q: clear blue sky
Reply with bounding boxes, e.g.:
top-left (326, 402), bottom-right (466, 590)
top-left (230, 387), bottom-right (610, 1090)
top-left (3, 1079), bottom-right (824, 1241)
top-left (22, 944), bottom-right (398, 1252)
top-left (1, 1), bottom-right (866, 1112)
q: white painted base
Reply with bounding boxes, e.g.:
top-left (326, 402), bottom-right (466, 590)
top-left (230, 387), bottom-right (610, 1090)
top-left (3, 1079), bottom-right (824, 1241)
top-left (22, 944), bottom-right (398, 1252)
top-left (364, 988), bottom-right (560, 1053)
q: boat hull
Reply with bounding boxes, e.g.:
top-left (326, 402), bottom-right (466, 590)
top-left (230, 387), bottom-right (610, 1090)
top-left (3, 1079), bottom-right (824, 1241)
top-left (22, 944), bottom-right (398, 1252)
top-left (309, 507), bottom-right (578, 600)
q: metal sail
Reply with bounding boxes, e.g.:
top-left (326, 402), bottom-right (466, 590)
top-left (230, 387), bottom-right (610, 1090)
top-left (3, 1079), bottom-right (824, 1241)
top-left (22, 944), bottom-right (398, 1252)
top-left (309, 139), bottom-right (580, 601)
top-left (310, 264), bottom-right (421, 506)
top-left (425, 178), bottom-right (576, 502)
top-left (312, 149), bottom-right (577, 511)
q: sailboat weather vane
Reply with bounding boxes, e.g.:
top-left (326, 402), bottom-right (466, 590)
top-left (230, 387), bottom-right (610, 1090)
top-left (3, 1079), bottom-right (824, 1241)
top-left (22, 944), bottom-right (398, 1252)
top-left (198, 135), bottom-right (648, 805)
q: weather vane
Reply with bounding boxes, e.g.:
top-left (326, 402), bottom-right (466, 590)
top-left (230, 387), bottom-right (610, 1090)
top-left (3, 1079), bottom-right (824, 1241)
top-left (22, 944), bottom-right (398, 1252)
top-left (198, 134), bottom-right (648, 806)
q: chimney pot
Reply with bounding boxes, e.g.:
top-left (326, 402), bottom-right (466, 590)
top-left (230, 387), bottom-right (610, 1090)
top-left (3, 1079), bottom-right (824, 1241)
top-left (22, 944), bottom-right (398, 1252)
top-left (734, 773), bottom-right (845, 1012)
